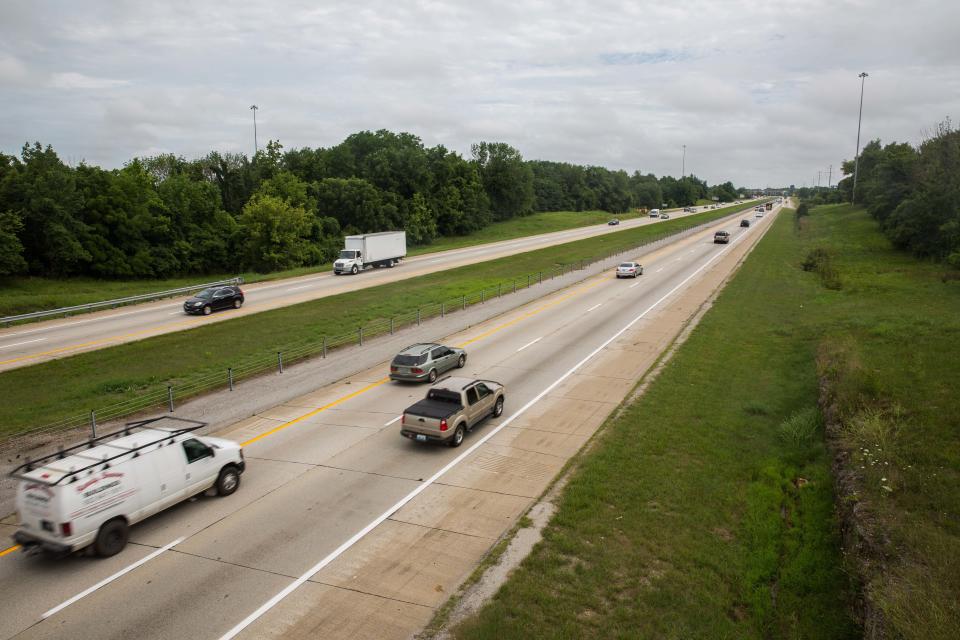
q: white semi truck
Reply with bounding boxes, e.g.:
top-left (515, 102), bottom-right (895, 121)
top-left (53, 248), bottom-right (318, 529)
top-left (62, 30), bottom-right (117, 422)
top-left (333, 231), bottom-right (407, 275)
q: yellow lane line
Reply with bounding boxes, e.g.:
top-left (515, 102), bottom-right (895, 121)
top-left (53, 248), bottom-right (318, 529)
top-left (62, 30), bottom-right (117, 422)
top-left (0, 317), bottom-right (209, 367)
top-left (241, 378), bottom-right (390, 447)
top-left (0, 544), bottom-right (20, 557)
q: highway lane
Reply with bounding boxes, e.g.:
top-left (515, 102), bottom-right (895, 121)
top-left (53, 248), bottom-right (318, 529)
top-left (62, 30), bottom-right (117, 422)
top-left (0, 203), bottom-right (781, 639)
top-left (0, 202), bottom-right (762, 372)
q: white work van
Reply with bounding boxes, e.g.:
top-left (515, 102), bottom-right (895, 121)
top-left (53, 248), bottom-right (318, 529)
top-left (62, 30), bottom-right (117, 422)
top-left (649, 209), bottom-right (661, 218)
top-left (11, 417), bottom-right (245, 558)
top-left (333, 231), bottom-right (407, 275)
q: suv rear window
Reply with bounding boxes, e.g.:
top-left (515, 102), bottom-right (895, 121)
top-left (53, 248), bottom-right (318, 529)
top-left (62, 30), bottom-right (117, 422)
top-left (393, 354), bottom-right (428, 366)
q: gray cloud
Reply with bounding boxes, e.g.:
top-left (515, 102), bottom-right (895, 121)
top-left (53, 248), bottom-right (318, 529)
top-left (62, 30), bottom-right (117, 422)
top-left (1, 0), bottom-right (958, 187)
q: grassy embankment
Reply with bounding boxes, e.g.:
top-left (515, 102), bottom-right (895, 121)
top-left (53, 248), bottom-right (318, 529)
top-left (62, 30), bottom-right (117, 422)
top-left (447, 203), bottom-right (960, 639)
top-left (0, 210), bottom-right (643, 318)
top-left (0, 203), bottom-right (749, 438)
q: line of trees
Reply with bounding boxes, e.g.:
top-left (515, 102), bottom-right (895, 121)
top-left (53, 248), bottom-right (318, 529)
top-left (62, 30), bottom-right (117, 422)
top-left (823, 120), bottom-right (960, 267)
top-left (0, 130), bottom-right (742, 278)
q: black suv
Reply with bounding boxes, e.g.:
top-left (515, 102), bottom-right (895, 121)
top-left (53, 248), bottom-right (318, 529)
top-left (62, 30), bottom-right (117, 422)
top-left (740, 219), bottom-right (750, 227)
top-left (184, 286), bottom-right (245, 315)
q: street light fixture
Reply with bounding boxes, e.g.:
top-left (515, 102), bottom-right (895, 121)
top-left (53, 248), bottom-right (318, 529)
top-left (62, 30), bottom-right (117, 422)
top-left (852, 72), bottom-right (868, 205)
top-left (250, 105), bottom-right (259, 155)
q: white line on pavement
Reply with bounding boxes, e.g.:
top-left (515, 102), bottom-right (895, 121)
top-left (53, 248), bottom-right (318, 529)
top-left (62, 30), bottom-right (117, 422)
top-left (383, 416), bottom-right (401, 427)
top-left (285, 285), bottom-right (312, 292)
top-left (586, 303), bottom-right (602, 312)
top-left (2, 306), bottom-right (180, 338)
top-left (629, 282), bottom-right (641, 289)
top-left (216, 212), bottom-right (761, 640)
top-left (0, 338), bottom-right (46, 350)
top-left (516, 337), bottom-right (542, 352)
top-left (42, 537), bottom-right (185, 620)
top-left (655, 267), bottom-right (664, 273)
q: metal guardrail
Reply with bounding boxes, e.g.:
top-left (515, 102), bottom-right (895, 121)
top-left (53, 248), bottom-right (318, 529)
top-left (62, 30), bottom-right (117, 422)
top-left (0, 277), bottom-right (245, 326)
top-left (1, 207), bottom-right (753, 451)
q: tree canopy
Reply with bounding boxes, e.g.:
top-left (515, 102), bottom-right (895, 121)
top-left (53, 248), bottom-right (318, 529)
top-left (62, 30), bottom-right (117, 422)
top-left (0, 131), bottom-right (743, 278)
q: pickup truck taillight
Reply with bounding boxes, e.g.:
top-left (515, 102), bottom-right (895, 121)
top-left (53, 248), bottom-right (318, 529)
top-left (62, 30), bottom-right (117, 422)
top-left (440, 418), bottom-right (448, 432)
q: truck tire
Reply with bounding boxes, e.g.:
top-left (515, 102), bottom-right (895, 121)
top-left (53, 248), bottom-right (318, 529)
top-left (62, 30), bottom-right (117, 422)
top-left (493, 396), bottom-right (504, 417)
top-left (449, 424), bottom-right (465, 447)
top-left (216, 465), bottom-right (241, 496)
top-left (351, 265), bottom-right (359, 275)
top-left (95, 518), bottom-right (129, 557)
top-left (428, 369), bottom-right (438, 383)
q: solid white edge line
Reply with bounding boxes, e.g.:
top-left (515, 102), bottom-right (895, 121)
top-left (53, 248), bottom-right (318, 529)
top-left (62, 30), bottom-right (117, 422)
top-left (516, 337), bottom-right (542, 352)
top-left (0, 338), bottom-right (46, 350)
top-left (285, 285), bottom-right (312, 292)
top-left (217, 216), bottom-right (760, 640)
top-left (383, 416), bottom-right (401, 427)
top-left (586, 303), bottom-right (602, 312)
top-left (42, 536), bottom-right (185, 620)
top-left (629, 281), bottom-right (641, 289)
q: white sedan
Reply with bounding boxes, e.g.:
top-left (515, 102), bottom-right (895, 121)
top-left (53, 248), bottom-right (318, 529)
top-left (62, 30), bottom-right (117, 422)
top-left (616, 262), bottom-right (644, 278)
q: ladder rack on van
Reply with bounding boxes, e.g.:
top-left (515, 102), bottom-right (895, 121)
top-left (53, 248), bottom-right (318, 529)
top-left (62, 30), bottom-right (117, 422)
top-left (9, 416), bottom-right (208, 485)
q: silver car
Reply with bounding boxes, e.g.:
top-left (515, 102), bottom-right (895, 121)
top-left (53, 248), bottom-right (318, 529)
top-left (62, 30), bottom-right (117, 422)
top-left (390, 343), bottom-right (467, 383)
top-left (616, 261), bottom-right (644, 278)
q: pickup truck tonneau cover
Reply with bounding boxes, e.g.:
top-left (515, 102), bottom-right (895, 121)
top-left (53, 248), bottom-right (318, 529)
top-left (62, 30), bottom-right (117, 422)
top-left (404, 398), bottom-right (463, 421)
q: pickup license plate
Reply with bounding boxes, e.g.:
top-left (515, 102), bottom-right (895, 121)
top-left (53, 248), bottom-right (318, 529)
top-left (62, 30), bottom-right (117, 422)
top-left (416, 434), bottom-right (427, 442)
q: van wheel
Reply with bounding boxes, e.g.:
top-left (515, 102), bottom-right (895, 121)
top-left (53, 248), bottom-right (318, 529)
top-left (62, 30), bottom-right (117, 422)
top-left (428, 369), bottom-right (438, 383)
top-left (351, 265), bottom-right (359, 275)
top-left (493, 396), bottom-right (504, 417)
top-left (95, 518), bottom-right (129, 557)
top-left (449, 424), bottom-right (465, 447)
top-left (216, 466), bottom-right (241, 496)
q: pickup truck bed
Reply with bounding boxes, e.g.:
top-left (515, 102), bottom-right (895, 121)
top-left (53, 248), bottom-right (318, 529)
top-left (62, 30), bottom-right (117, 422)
top-left (403, 398), bottom-right (462, 421)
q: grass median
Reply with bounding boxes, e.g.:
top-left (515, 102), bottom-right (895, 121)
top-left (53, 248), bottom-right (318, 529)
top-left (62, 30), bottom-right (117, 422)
top-left (0, 209), bottom-right (652, 318)
top-left (448, 206), bottom-right (860, 638)
top-left (0, 203), bottom-right (753, 438)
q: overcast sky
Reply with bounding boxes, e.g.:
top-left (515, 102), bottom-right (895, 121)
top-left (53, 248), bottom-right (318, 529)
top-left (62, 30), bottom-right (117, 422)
top-left (2, 0), bottom-right (958, 187)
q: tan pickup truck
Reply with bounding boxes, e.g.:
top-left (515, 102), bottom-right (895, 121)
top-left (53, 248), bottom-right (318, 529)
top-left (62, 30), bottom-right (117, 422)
top-left (400, 377), bottom-right (505, 447)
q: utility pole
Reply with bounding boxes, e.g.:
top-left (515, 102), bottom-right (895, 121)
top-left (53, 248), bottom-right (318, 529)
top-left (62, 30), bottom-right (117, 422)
top-left (828, 164), bottom-right (833, 188)
top-left (817, 171), bottom-right (821, 188)
top-left (852, 72), bottom-right (868, 204)
top-left (682, 145), bottom-right (686, 177)
top-left (249, 105), bottom-right (259, 155)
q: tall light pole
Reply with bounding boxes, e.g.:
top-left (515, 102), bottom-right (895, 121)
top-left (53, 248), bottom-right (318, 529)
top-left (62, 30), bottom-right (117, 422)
top-left (682, 145), bottom-right (686, 178)
top-left (250, 105), bottom-right (259, 155)
top-left (852, 72), bottom-right (868, 205)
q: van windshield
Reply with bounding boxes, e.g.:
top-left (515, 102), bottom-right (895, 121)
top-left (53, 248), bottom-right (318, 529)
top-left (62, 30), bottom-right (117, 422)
top-left (339, 250), bottom-right (358, 260)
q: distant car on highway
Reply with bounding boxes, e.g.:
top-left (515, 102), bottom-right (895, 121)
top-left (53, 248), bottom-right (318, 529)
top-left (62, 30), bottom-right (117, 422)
top-left (401, 377), bottom-right (505, 447)
top-left (713, 231), bottom-right (731, 244)
top-left (616, 261), bottom-right (643, 278)
top-left (183, 285), bottom-right (244, 315)
top-left (740, 219), bottom-right (751, 227)
top-left (660, 213), bottom-right (670, 219)
top-left (390, 343), bottom-right (466, 383)
top-left (608, 219), bottom-right (620, 226)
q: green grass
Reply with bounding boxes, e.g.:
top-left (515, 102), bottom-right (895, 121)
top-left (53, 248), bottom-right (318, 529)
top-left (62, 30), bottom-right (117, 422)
top-left (449, 207), bottom-right (860, 639)
top-left (0, 203), bottom-right (752, 437)
top-left (0, 210), bottom-right (641, 318)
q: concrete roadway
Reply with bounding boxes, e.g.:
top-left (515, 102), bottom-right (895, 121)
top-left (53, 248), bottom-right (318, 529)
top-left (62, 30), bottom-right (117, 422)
top-left (0, 203), bottom-right (781, 640)
top-left (0, 202), bottom-right (761, 373)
